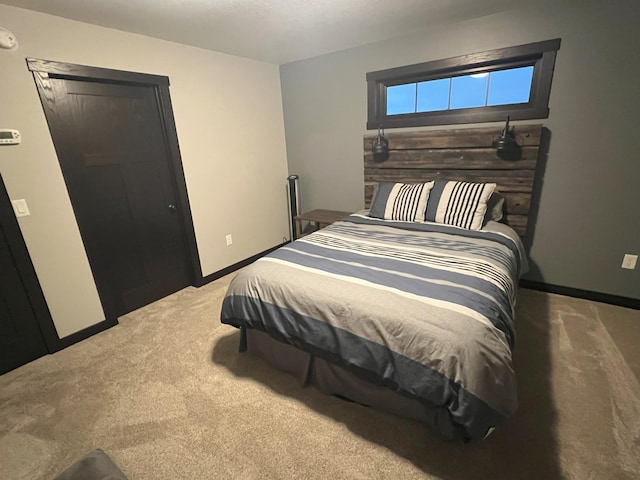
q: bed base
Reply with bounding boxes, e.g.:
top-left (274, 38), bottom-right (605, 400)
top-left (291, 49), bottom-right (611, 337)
top-left (244, 327), bottom-right (440, 429)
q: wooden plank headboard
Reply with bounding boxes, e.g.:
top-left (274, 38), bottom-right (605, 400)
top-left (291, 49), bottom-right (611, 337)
top-left (363, 124), bottom-right (543, 237)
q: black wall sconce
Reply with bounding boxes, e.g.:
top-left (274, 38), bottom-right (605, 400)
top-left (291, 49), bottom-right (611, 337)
top-left (492, 116), bottom-right (521, 160)
top-left (372, 126), bottom-right (389, 162)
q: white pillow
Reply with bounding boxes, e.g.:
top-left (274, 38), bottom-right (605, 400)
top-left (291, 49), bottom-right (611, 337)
top-left (425, 180), bottom-right (496, 230)
top-left (369, 182), bottom-right (434, 222)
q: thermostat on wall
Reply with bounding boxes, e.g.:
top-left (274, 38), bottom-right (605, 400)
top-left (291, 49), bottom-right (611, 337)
top-left (0, 129), bottom-right (21, 145)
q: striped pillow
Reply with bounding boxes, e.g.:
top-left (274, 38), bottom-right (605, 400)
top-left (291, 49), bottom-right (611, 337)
top-left (369, 182), bottom-right (434, 222)
top-left (425, 180), bottom-right (496, 230)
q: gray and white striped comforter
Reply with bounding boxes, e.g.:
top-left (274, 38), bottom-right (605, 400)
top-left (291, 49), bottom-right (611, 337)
top-left (221, 212), bottom-right (527, 442)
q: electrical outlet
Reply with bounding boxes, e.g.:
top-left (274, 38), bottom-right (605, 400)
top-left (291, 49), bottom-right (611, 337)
top-left (225, 234), bottom-right (233, 246)
top-left (621, 254), bottom-right (637, 270)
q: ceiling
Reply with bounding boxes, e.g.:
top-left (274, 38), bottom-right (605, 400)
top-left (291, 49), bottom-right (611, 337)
top-left (2, 0), bottom-right (537, 64)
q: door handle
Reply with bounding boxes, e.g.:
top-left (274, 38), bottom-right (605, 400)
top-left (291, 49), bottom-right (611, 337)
top-left (168, 204), bottom-right (177, 213)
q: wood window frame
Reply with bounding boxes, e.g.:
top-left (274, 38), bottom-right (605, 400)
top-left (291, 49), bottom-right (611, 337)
top-left (367, 39), bottom-right (561, 130)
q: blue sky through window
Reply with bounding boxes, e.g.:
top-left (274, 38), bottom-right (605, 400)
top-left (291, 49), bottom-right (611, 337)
top-left (386, 83), bottom-right (416, 115)
top-left (386, 65), bottom-right (534, 116)
top-left (487, 66), bottom-right (534, 105)
top-left (450, 74), bottom-right (489, 109)
top-left (417, 78), bottom-right (450, 112)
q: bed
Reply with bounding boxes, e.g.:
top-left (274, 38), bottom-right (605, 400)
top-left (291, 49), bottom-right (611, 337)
top-left (220, 125), bottom-right (543, 442)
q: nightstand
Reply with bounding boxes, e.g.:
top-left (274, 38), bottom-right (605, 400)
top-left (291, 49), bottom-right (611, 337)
top-left (294, 209), bottom-right (350, 239)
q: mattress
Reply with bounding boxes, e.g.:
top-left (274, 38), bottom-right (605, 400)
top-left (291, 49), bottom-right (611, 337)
top-left (221, 211), bottom-right (527, 442)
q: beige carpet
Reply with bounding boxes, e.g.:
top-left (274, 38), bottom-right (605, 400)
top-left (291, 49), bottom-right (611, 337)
top-left (1, 273), bottom-right (639, 480)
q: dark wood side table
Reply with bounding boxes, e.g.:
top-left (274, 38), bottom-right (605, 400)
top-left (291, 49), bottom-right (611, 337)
top-left (294, 209), bottom-right (351, 239)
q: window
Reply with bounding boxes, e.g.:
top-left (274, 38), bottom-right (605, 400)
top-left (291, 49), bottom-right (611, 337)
top-left (367, 39), bottom-right (560, 129)
top-left (387, 65), bottom-right (535, 114)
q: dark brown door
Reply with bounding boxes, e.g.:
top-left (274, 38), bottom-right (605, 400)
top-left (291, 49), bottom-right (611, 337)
top-left (44, 78), bottom-right (191, 318)
top-left (0, 223), bottom-right (48, 374)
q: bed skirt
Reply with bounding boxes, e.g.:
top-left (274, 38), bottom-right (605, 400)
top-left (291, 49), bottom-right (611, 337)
top-left (243, 327), bottom-right (437, 429)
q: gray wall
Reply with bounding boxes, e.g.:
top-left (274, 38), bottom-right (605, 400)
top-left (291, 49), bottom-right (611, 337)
top-left (280, 0), bottom-right (640, 300)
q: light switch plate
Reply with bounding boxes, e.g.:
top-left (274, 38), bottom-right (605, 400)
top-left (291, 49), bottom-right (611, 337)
top-left (11, 199), bottom-right (30, 217)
